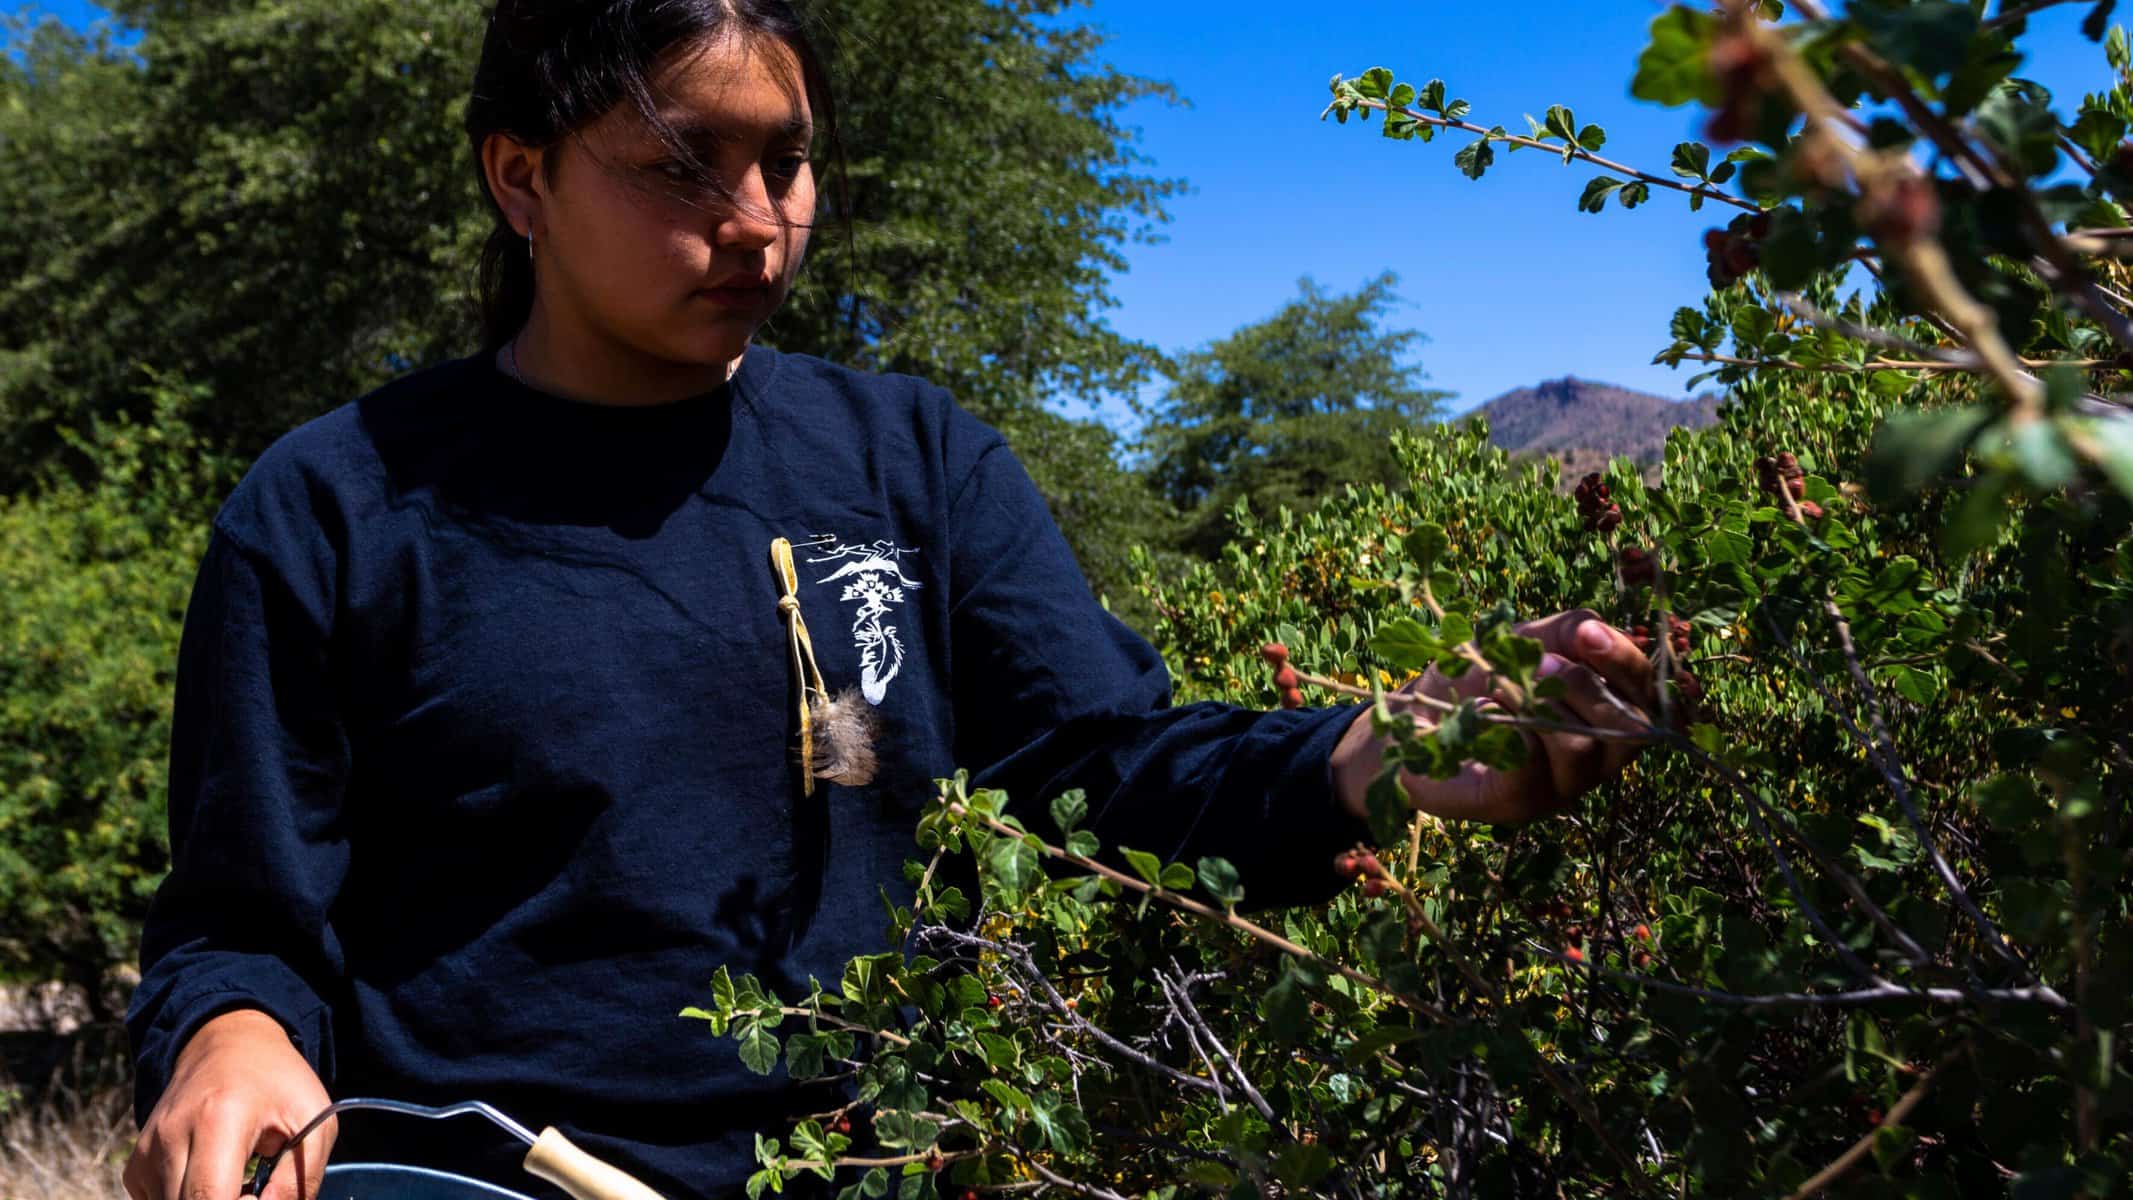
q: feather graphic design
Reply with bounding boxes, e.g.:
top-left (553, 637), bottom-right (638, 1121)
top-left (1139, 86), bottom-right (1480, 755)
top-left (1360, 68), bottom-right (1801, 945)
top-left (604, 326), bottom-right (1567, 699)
top-left (800, 535), bottom-right (921, 705)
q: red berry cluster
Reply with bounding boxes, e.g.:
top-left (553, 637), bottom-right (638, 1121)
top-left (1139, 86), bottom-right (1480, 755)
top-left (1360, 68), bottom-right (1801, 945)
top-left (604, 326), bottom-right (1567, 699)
top-left (1617, 544), bottom-right (1657, 587)
top-left (1702, 210), bottom-right (1773, 289)
top-left (1858, 173), bottom-right (1941, 244)
top-left (1627, 613), bottom-right (1692, 660)
top-left (1755, 451), bottom-right (1825, 519)
top-left (1627, 615), bottom-right (1705, 708)
top-left (1705, 31), bottom-right (1776, 144)
top-left (1336, 848), bottom-right (1387, 897)
top-left (1263, 643), bottom-right (1303, 709)
top-left (1574, 473), bottom-right (1622, 533)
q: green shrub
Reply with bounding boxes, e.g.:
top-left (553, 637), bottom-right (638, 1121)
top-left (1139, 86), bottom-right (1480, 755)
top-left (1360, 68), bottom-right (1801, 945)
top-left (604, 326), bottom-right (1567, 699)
top-left (0, 380), bottom-right (231, 1016)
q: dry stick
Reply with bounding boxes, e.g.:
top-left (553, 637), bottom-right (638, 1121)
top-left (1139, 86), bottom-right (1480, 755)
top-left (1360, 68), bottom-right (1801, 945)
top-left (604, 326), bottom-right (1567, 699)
top-left (937, 800), bottom-right (1659, 1192)
top-left (918, 924), bottom-right (1231, 1101)
top-left (1782, 1057), bottom-right (1947, 1200)
top-left (1327, 94), bottom-right (1763, 213)
top-left (1524, 942), bottom-right (2066, 1011)
top-left (1151, 970), bottom-right (1233, 1111)
top-left (1005, 1147), bottom-right (1135, 1200)
top-left (1158, 967), bottom-right (1276, 1126)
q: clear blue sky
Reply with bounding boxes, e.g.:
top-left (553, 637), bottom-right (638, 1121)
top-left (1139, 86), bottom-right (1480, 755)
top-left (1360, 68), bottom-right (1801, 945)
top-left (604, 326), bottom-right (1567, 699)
top-left (21, 1), bottom-right (2119, 430)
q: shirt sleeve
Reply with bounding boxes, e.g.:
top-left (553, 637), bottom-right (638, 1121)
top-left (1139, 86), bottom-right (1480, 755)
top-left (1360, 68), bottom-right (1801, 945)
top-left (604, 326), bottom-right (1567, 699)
top-left (946, 433), bottom-right (1374, 913)
top-left (125, 526), bottom-right (351, 1126)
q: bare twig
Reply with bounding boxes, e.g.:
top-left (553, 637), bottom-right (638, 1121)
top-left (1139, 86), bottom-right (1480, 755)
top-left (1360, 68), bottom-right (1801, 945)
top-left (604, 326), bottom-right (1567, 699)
top-left (1158, 965), bottom-right (1278, 1126)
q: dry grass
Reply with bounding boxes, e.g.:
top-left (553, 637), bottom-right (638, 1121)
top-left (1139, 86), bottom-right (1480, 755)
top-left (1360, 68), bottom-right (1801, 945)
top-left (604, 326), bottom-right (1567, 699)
top-left (0, 1075), bottom-right (132, 1200)
top-left (0, 988), bottom-right (135, 1200)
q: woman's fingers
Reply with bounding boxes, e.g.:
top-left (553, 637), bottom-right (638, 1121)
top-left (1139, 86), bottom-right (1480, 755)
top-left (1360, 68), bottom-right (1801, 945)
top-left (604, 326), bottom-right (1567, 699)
top-left (256, 1111), bottom-right (337, 1200)
top-left (1516, 608), bottom-right (1657, 715)
top-left (122, 1124), bottom-right (179, 1200)
top-left (1539, 658), bottom-right (1654, 780)
top-left (176, 1104), bottom-right (249, 1200)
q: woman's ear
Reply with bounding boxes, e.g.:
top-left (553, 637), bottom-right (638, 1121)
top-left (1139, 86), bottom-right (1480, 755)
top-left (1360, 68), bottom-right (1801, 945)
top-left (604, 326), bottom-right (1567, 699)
top-left (479, 131), bottom-right (547, 239)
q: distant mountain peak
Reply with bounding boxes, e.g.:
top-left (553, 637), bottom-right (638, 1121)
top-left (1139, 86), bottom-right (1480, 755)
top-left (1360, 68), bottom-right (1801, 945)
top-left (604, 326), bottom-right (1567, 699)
top-left (1460, 377), bottom-right (1722, 467)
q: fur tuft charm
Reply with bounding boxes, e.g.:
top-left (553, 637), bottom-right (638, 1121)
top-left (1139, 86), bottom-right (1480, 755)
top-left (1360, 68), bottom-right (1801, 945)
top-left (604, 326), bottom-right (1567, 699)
top-left (807, 685), bottom-right (881, 786)
top-left (770, 537), bottom-right (881, 796)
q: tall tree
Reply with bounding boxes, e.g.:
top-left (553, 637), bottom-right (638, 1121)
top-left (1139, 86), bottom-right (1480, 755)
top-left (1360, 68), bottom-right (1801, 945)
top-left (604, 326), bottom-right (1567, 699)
top-left (0, 2), bottom-right (1179, 551)
top-left (1136, 271), bottom-right (1452, 560)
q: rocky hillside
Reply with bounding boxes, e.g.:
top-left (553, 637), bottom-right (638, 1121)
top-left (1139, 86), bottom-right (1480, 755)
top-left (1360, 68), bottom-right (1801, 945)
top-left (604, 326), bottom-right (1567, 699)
top-left (1460, 376), bottom-right (1723, 467)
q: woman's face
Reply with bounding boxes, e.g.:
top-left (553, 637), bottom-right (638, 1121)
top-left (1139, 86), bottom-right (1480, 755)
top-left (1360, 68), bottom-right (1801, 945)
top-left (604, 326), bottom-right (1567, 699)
top-left (533, 31), bottom-right (816, 372)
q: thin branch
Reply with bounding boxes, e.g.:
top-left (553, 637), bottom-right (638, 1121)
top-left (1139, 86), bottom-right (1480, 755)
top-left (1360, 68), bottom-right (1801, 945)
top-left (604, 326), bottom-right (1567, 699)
top-left (1524, 942), bottom-right (2068, 1011)
top-left (1328, 95), bottom-right (1761, 214)
top-left (1783, 1057), bottom-right (1948, 1200)
top-left (1824, 600), bottom-right (2028, 974)
top-left (1159, 965), bottom-right (1278, 1126)
top-left (1669, 350), bottom-right (2113, 373)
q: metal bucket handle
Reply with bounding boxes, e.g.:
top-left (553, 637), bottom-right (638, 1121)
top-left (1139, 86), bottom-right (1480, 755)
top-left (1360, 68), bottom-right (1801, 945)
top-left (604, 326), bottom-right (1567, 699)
top-left (243, 1098), bottom-right (668, 1200)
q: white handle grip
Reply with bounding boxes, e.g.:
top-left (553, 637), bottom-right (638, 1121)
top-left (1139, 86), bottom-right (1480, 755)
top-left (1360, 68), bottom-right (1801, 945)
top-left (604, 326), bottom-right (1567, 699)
top-left (521, 1126), bottom-right (668, 1200)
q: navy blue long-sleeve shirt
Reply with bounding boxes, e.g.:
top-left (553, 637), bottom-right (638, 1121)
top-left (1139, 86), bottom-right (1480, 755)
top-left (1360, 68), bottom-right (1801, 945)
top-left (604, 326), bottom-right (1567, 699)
top-left (125, 345), bottom-right (1372, 1199)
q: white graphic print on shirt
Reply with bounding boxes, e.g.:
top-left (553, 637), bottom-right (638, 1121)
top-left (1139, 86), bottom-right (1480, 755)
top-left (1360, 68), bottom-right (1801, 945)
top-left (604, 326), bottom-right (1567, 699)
top-left (799, 534), bottom-right (923, 705)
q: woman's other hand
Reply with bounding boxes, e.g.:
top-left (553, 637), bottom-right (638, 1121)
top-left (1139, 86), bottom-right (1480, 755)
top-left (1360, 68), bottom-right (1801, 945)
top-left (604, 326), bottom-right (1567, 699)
top-left (124, 1008), bottom-right (336, 1200)
top-left (1328, 608), bottom-right (1659, 825)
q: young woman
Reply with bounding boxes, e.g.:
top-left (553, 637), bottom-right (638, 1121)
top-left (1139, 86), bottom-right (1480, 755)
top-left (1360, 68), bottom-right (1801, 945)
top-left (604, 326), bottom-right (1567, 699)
top-left (121, 4), bottom-right (1658, 1199)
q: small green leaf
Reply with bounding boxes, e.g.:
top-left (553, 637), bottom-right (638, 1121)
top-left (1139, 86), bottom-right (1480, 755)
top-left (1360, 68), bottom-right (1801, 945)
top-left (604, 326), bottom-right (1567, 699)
top-left (1372, 617), bottom-right (1441, 672)
top-left (1120, 846), bottom-right (1164, 888)
top-left (1670, 141), bottom-right (1711, 180)
top-left (1867, 405), bottom-right (1996, 499)
top-left (1048, 788), bottom-right (1087, 834)
top-left (1030, 1091), bottom-right (1092, 1154)
top-left (1401, 522), bottom-right (1449, 570)
top-left (1454, 133), bottom-right (1496, 180)
top-left (736, 1018), bottom-right (780, 1075)
top-left (1632, 7), bottom-right (1721, 107)
top-left (1197, 856), bottom-right (1246, 907)
top-left (1064, 829), bottom-right (1100, 859)
top-left (1159, 861), bottom-right (1196, 890)
top-left (1438, 612), bottom-right (1474, 648)
top-left (985, 834), bottom-right (1042, 903)
top-left (981, 1078), bottom-right (1032, 1113)
top-left (1579, 175), bottom-right (1624, 213)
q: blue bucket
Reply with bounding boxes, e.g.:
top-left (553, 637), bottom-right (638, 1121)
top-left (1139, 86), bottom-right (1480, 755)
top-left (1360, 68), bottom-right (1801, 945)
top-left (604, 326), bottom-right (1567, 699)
top-left (320, 1163), bottom-right (543, 1200)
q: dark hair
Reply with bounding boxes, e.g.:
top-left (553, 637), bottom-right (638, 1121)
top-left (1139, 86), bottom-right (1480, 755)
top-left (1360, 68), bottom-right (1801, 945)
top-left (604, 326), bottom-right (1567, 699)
top-left (464, 1), bottom-right (845, 349)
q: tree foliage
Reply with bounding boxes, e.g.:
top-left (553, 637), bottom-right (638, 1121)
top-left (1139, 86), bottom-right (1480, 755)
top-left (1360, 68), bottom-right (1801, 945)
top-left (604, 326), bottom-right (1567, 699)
top-left (1137, 272), bottom-right (1451, 561)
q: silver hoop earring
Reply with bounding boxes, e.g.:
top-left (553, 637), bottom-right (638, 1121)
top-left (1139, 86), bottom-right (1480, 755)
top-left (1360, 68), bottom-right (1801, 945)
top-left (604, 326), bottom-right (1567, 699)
top-left (526, 228), bottom-right (534, 261)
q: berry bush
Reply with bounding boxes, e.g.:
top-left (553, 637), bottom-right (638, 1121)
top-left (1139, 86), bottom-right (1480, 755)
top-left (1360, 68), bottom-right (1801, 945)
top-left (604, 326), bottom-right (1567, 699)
top-left (698, 5), bottom-right (2133, 1196)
